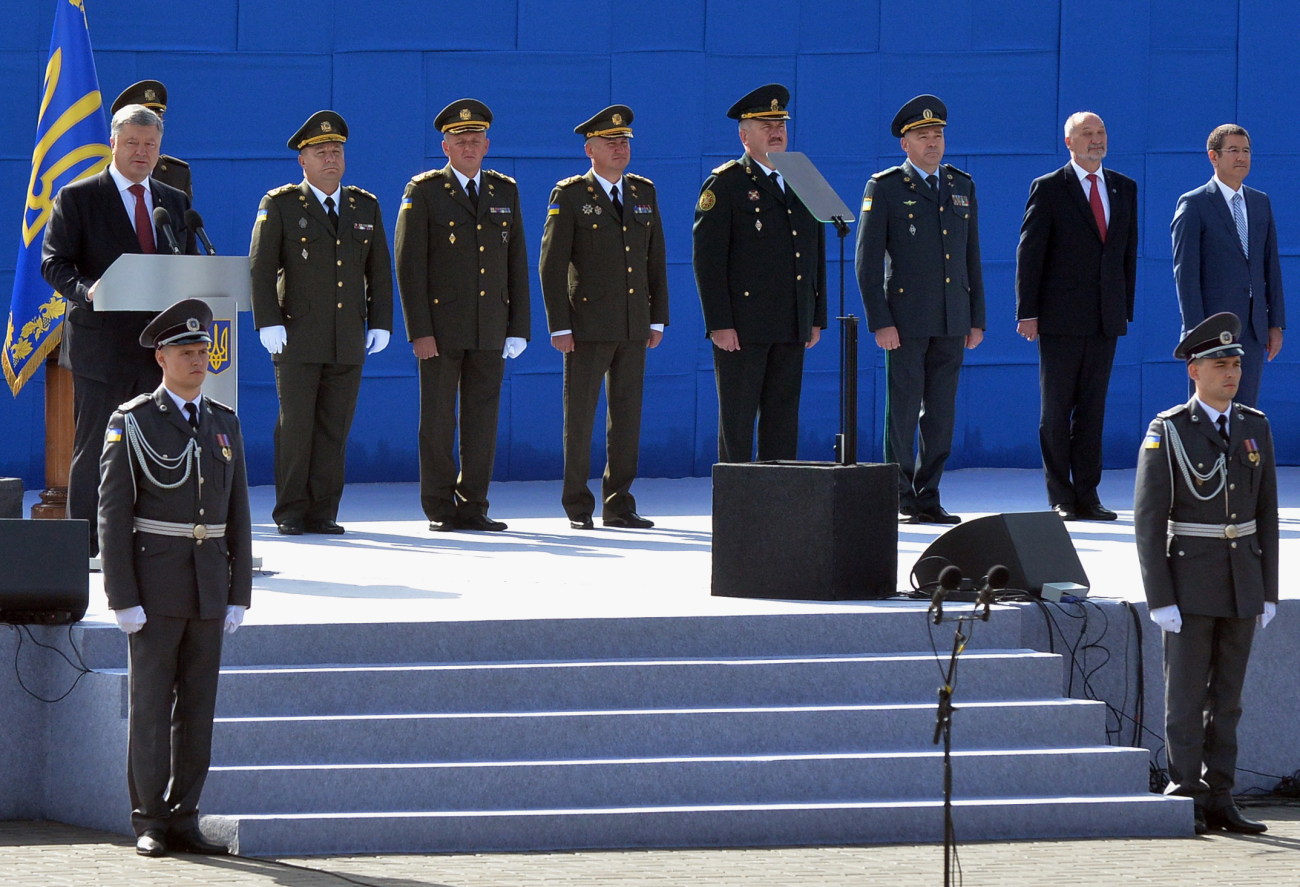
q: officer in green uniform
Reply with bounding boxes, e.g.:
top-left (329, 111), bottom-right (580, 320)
top-left (395, 99), bottom-right (530, 533)
top-left (249, 110), bottom-right (394, 536)
top-left (692, 83), bottom-right (827, 463)
top-left (111, 80), bottom-right (192, 197)
top-left (98, 299), bottom-right (251, 857)
top-left (1134, 312), bottom-right (1278, 836)
top-left (539, 105), bottom-right (669, 529)
top-left (855, 94), bottom-right (985, 525)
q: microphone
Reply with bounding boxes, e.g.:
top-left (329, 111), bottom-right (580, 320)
top-left (976, 564), bottom-right (1009, 621)
top-left (930, 565), bottom-right (963, 625)
top-left (152, 206), bottom-right (181, 255)
top-left (185, 208), bottom-right (217, 256)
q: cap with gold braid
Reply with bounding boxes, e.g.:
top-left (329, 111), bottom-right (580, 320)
top-left (574, 105), bottom-right (634, 139)
top-left (139, 299), bottom-right (213, 349)
top-left (112, 80), bottom-right (168, 115)
top-left (891, 94), bottom-right (947, 138)
top-left (287, 110), bottom-right (349, 151)
top-left (436, 99), bottom-right (492, 134)
top-left (726, 84), bottom-right (791, 121)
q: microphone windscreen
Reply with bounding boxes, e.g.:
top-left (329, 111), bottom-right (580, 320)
top-left (938, 565), bottom-right (963, 591)
top-left (152, 205), bottom-right (173, 227)
top-left (987, 565), bottom-right (1010, 589)
top-left (184, 208), bottom-right (204, 229)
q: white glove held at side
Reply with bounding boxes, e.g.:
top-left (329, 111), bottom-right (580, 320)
top-left (259, 325), bottom-right (287, 354)
top-left (366, 329), bottom-right (390, 354)
top-left (224, 605), bottom-right (246, 634)
top-left (114, 606), bottom-right (146, 635)
top-left (502, 337), bottom-right (527, 359)
top-left (1259, 601), bottom-right (1277, 630)
top-left (1149, 604), bottom-right (1182, 634)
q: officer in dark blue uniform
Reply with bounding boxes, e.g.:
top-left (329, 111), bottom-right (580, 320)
top-left (692, 83), bottom-right (826, 463)
top-left (99, 298), bottom-right (252, 857)
top-left (855, 95), bottom-right (985, 524)
top-left (1134, 312), bottom-right (1278, 836)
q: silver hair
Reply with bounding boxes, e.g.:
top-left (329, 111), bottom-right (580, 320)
top-left (110, 104), bottom-right (163, 137)
top-left (1063, 111), bottom-right (1101, 139)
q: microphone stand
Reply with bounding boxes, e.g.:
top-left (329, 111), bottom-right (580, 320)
top-left (831, 215), bottom-right (857, 465)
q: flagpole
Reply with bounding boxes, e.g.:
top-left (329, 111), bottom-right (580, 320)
top-left (32, 357), bottom-right (73, 519)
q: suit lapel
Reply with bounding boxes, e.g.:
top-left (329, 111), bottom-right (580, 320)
top-left (1205, 179), bottom-right (1247, 260)
top-left (1105, 175), bottom-right (1128, 244)
top-left (99, 169), bottom-right (144, 255)
top-left (903, 160), bottom-right (938, 205)
top-left (1244, 185), bottom-right (1265, 264)
top-left (1060, 165), bottom-right (1100, 239)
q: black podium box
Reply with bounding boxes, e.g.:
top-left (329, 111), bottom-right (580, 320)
top-left (711, 461), bottom-right (897, 600)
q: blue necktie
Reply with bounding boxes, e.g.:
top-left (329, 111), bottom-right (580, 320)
top-left (1231, 192), bottom-right (1248, 258)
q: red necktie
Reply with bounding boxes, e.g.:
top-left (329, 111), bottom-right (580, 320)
top-left (1086, 173), bottom-right (1106, 243)
top-left (129, 183), bottom-right (156, 254)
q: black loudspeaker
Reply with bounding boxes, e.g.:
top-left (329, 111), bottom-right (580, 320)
top-left (712, 461), bottom-right (898, 600)
top-left (915, 512), bottom-right (1089, 598)
top-left (0, 519), bottom-right (90, 625)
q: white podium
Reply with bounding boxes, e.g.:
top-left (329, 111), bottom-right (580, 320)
top-left (93, 255), bottom-right (251, 409)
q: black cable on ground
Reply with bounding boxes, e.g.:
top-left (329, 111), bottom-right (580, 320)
top-left (5, 623), bottom-right (92, 703)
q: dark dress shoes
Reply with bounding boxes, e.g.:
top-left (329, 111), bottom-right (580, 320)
top-left (1052, 504), bottom-right (1078, 521)
top-left (305, 520), bottom-right (346, 535)
top-left (912, 506), bottom-right (961, 525)
top-left (569, 515), bottom-right (595, 530)
top-left (1193, 806), bottom-right (1208, 835)
top-left (1205, 805), bottom-right (1268, 833)
top-left (276, 520), bottom-right (303, 536)
top-left (899, 504), bottom-right (918, 522)
top-left (603, 511), bottom-right (655, 528)
top-left (429, 519), bottom-right (456, 532)
top-left (169, 827), bottom-right (230, 854)
top-left (1076, 504), bottom-right (1118, 522)
top-left (135, 829), bottom-right (167, 857)
top-left (457, 514), bottom-right (508, 532)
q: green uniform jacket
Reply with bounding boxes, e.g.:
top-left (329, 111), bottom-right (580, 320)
top-left (394, 166), bottom-right (530, 350)
top-left (692, 155), bottom-right (827, 343)
top-left (1133, 399), bottom-right (1278, 617)
top-left (856, 160), bottom-right (985, 337)
top-left (98, 388), bottom-right (253, 620)
top-left (539, 170), bottom-right (669, 340)
top-left (249, 181), bottom-right (394, 365)
top-left (153, 154), bottom-right (192, 199)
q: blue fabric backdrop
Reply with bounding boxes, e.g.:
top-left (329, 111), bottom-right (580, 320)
top-left (2, 0), bottom-right (1296, 490)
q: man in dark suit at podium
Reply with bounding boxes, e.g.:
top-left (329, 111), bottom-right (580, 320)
top-left (42, 104), bottom-right (195, 553)
top-left (1016, 111), bottom-right (1138, 522)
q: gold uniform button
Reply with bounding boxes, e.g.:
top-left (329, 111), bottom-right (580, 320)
top-left (628, 288), bottom-right (635, 294)
top-left (199, 508), bottom-right (205, 516)
top-left (480, 268), bottom-right (486, 274)
top-left (945, 254), bottom-right (950, 260)
top-left (479, 291), bottom-right (486, 296)
top-left (791, 230), bottom-right (798, 236)
top-left (796, 274), bottom-right (802, 281)
top-left (592, 224), bottom-right (598, 229)
top-left (449, 221), bottom-right (455, 227)
top-left (940, 206), bottom-right (945, 212)
top-left (897, 287), bottom-right (904, 293)
top-left (336, 239), bottom-right (341, 246)
top-left (336, 260), bottom-right (343, 266)
top-left (479, 246), bottom-right (485, 252)
top-left (337, 281), bottom-right (343, 287)
top-left (795, 252), bottom-right (801, 258)
top-left (908, 213), bottom-right (914, 219)
top-left (627, 267), bottom-right (633, 273)
top-left (433, 299), bottom-right (439, 304)
top-left (942, 229), bottom-right (948, 235)
top-left (477, 224), bottom-right (483, 231)
top-left (625, 245), bottom-right (630, 252)
top-left (945, 277), bottom-right (951, 283)
top-left (622, 226), bottom-right (628, 232)
top-left (337, 302), bottom-right (343, 308)
top-left (300, 237), bottom-right (307, 243)
top-left (743, 291), bottom-right (750, 297)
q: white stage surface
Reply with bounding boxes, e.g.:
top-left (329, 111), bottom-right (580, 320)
top-left (53, 466), bottom-right (1300, 626)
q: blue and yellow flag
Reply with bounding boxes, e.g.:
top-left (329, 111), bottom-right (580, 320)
top-left (3, 0), bottom-right (111, 396)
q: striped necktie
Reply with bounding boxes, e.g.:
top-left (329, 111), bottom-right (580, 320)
top-left (1231, 192), bottom-right (1248, 258)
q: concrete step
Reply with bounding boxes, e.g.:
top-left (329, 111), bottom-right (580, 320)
top-left (204, 794), bottom-right (1192, 857)
top-left (72, 607), bottom-right (1025, 669)
top-left (199, 650), bottom-right (1065, 717)
top-left (202, 747), bottom-right (1153, 815)
top-left (212, 698), bottom-right (1110, 765)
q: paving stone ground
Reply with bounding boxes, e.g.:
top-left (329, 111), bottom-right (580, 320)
top-left (5, 805), bottom-right (1300, 887)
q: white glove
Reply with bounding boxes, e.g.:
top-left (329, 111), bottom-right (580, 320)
top-left (502, 337), bottom-right (527, 359)
top-left (1149, 604), bottom-right (1182, 634)
top-left (224, 605), bottom-right (246, 634)
top-left (366, 328), bottom-right (390, 354)
top-left (259, 325), bottom-right (287, 354)
top-left (1258, 601), bottom-right (1277, 630)
top-left (114, 606), bottom-right (146, 635)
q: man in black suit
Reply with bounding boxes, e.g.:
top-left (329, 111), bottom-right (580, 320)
top-left (99, 299), bottom-right (251, 857)
top-left (42, 104), bottom-right (195, 553)
top-left (1172, 124), bottom-right (1285, 407)
top-left (539, 105), bottom-right (669, 530)
top-left (1016, 111), bottom-right (1138, 521)
top-left (692, 83), bottom-right (826, 463)
top-left (110, 80), bottom-right (193, 198)
top-left (855, 95), bottom-right (984, 525)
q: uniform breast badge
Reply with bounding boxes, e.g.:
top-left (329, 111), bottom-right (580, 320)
top-left (1246, 439), bottom-right (1260, 464)
top-left (749, 190), bottom-right (760, 201)
top-left (755, 219), bottom-right (763, 232)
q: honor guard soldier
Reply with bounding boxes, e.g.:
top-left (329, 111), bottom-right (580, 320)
top-left (111, 80), bottom-right (192, 197)
top-left (692, 83), bottom-right (826, 463)
top-left (250, 110), bottom-right (394, 536)
top-left (856, 94), bottom-right (985, 524)
top-left (395, 99), bottom-right (530, 532)
top-left (1134, 312), bottom-right (1278, 836)
top-left (98, 299), bottom-right (251, 858)
top-left (539, 104), bottom-right (669, 529)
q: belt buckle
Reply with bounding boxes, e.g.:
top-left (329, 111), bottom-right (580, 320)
top-left (1223, 523), bottom-right (1239, 540)
top-left (192, 524), bottom-right (209, 540)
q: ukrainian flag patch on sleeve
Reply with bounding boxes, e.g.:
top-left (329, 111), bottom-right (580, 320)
top-left (547, 203), bottom-right (560, 216)
top-left (400, 197), bottom-right (412, 211)
top-left (1143, 432), bottom-right (1161, 449)
top-left (106, 427), bottom-right (122, 444)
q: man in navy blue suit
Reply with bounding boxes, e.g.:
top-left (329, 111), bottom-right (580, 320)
top-left (1171, 124), bottom-right (1285, 407)
top-left (42, 104), bottom-right (195, 553)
